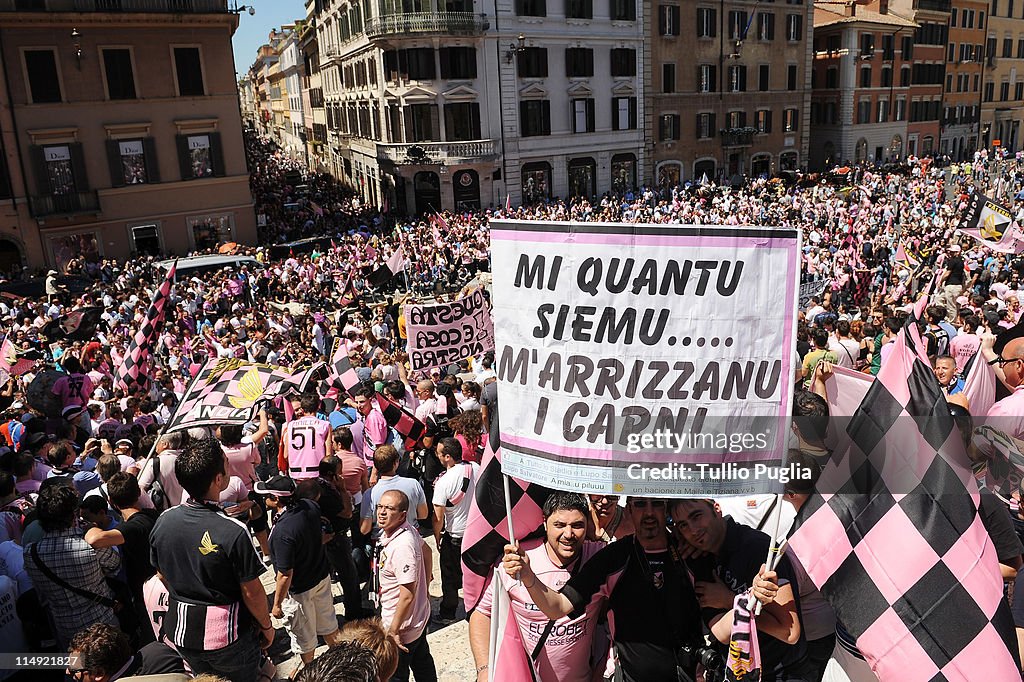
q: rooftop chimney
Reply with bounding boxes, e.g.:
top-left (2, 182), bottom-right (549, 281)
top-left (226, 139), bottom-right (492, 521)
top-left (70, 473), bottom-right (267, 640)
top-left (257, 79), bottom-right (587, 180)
top-left (845, 1), bottom-right (856, 16)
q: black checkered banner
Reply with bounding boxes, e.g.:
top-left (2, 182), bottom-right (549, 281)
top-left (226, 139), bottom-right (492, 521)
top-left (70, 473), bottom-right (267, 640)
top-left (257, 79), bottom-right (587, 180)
top-left (164, 358), bottom-right (321, 433)
top-left (116, 261), bottom-right (176, 393)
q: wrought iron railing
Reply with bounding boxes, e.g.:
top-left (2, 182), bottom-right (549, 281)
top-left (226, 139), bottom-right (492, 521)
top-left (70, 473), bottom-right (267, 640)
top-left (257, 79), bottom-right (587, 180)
top-left (377, 139), bottom-right (497, 163)
top-left (31, 191), bottom-right (100, 217)
top-left (364, 12), bottom-right (489, 39)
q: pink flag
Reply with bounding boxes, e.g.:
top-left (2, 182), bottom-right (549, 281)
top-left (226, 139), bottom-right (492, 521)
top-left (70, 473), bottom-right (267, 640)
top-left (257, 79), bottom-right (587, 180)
top-left (365, 244), bottom-right (378, 261)
top-left (505, 193), bottom-right (512, 212)
top-left (0, 338), bottom-right (37, 378)
top-left (488, 572), bottom-right (539, 682)
top-left (386, 246), bottom-right (408, 274)
top-left (962, 351), bottom-right (996, 416)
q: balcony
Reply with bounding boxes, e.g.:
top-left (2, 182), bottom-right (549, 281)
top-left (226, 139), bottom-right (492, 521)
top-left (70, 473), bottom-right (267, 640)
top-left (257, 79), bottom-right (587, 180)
top-left (377, 139), bottom-right (497, 164)
top-left (322, 43), bottom-right (343, 63)
top-left (720, 128), bottom-right (756, 147)
top-left (364, 12), bottom-right (489, 41)
top-left (0, 0), bottom-right (229, 11)
top-left (31, 191), bottom-right (100, 218)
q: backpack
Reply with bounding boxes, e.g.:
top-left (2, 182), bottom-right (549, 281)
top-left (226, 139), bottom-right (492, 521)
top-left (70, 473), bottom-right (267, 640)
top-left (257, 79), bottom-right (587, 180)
top-left (924, 326), bottom-right (950, 357)
top-left (141, 455), bottom-right (168, 512)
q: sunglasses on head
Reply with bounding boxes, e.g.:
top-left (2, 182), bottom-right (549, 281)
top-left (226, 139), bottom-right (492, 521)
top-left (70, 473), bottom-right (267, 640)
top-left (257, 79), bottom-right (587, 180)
top-left (631, 500), bottom-right (666, 509)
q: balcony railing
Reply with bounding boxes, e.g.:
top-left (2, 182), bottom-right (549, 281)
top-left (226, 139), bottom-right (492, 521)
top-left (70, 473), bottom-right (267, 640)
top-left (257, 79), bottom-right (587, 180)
top-left (720, 128), bottom-right (756, 147)
top-left (0, 0), bottom-right (229, 11)
top-left (31, 191), bottom-right (100, 218)
top-left (364, 12), bottom-right (489, 40)
top-left (377, 139), bottom-right (497, 164)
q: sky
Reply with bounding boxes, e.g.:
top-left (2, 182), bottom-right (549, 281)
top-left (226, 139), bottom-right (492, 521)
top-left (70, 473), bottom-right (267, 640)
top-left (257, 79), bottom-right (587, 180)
top-left (231, 0), bottom-right (307, 77)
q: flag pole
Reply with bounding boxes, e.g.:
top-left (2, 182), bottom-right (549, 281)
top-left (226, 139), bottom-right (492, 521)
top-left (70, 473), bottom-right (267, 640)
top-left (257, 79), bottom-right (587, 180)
top-left (502, 473), bottom-right (516, 543)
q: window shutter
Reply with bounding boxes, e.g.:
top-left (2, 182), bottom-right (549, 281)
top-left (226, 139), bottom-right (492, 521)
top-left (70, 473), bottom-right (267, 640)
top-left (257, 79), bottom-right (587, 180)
top-left (69, 142), bottom-right (89, 192)
top-left (471, 102), bottom-right (481, 138)
top-left (439, 48), bottom-right (451, 80)
top-left (565, 48), bottom-right (574, 77)
top-left (585, 49), bottom-right (593, 76)
top-left (105, 139), bottom-right (125, 188)
top-left (629, 97), bottom-right (637, 128)
top-left (398, 49), bottom-right (409, 79)
top-left (587, 99), bottom-right (595, 132)
top-left (612, 99), bottom-right (619, 131)
top-left (542, 100), bottom-right (551, 135)
top-left (539, 49), bottom-right (548, 77)
top-left (429, 105), bottom-right (440, 141)
top-left (538, 0), bottom-right (546, 15)
top-left (584, 0), bottom-right (592, 17)
top-left (740, 66), bottom-right (747, 91)
top-left (175, 134), bottom-right (192, 180)
top-left (659, 6), bottom-right (667, 34)
top-left (209, 132), bottom-right (226, 177)
top-left (28, 145), bottom-right (49, 195)
top-left (467, 49), bottom-right (477, 79)
top-left (710, 113), bottom-right (716, 136)
top-left (672, 7), bottom-right (680, 34)
top-left (143, 137), bottom-right (160, 183)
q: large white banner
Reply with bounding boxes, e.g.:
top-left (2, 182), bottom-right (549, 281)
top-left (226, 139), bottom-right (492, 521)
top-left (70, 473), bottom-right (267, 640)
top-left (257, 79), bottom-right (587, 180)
top-left (404, 289), bottom-right (495, 372)
top-left (489, 220), bottom-right (801, 496)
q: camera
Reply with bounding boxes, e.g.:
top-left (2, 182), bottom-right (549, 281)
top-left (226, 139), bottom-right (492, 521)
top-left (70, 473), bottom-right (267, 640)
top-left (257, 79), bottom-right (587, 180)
top-left (679, 643), bottom-right (725, 681)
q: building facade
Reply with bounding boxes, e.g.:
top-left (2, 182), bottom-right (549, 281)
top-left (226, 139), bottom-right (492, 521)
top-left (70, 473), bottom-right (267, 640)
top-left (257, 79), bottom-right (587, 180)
top-left (277, 25), bottom-right (307, 161)
top-left (894, 0), bottom-right (950, 158)
top-left (650, 0), bottom-right (814, 185)
top-left (810, 2), bottom-right (916, 168)
top-left (0, 0), bottom-right (255, 270)
top-left (942, 0), bottom-right (986, 160)
top-left (981, 0), bottom-right (1024, 152)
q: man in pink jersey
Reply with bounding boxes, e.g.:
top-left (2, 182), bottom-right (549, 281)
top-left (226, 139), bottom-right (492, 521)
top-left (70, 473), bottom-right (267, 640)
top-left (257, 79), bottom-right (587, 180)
top-left (352, 385), bottom-right (389, 469)
top-left (280, 393), bottom-right (333, 480)
top-left (470, 492), bottom-right (606, 682)
top-left (52, 356), bottom-right (93, 413)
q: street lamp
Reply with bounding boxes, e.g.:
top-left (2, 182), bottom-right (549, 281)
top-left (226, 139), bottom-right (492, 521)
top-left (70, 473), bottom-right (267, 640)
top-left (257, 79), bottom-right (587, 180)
top-left (70, 28), bottom-right (83, 68)
top-left (230, 3), bottom-right (256, 15)
top-left (505, 34), bottom-right (526, 64)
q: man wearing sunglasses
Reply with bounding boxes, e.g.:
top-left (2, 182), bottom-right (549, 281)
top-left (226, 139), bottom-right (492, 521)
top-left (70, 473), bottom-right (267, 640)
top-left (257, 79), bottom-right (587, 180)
top-left (986, 332), bottom-right (1024, 440)
top-left (503, 497), bottom-right (704, 682)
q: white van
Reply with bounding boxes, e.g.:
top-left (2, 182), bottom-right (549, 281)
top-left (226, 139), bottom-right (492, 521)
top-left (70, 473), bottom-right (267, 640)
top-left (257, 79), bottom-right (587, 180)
top-left (156, 254), bottom-right (264, 280)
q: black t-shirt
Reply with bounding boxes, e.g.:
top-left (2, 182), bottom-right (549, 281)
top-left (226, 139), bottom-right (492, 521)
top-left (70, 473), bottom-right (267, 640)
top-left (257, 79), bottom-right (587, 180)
top-left (945, 256), bottom-right (965, 286)
top-left (316, 478), bottom-right (349, 533)
top-left (150, 502), bottom-right (266, 607)
top-left (980, 486), bottom-right (1023, 564)
top-left (688, 517), bottom-right (806, 674)
top-left (119, 508), bottom-right (159, 595)
top-left (561, 537), bottom-right (703, 682)
top-left (269, 498), bottom-right (330, 593)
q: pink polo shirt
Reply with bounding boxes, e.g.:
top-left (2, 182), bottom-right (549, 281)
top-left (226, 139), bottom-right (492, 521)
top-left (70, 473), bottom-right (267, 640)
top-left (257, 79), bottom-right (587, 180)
top-left (987, 385), bottom-right (1024, 440)
top-left (377, 522), bottom-right (430, 644)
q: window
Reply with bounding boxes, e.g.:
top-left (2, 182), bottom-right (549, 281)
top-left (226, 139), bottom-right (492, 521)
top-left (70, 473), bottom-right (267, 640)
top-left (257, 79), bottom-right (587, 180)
top-left (405, 104), bottom-right (439, 141)
top-left (130, 224), bottom-right (161, 256)
top-left (659, 113), bottom-right (680, 140)
top-left (781, 108), bottom-right (797, 132)
top-left (860, 66), bottom-right (872, 88)
top-left (729, 11), bottom-right (747, 40)
top-left (1017, 82), bottom-right (1024, 100)
top-left (755, 64), bottom-right (769, 91)
top-left (439, 47), bottom-right (476, 79)
top-left (902, 36), bottom-right (913, 59)
top-left (517, 48), bottom-right (548, 78)
top-left (758, 12), bottom-right (775, 40)
top-left (659, 5), bottom-right (680, 36)
top-left (105, 138), bottom-right (158, 187)
top-left (826, 67), bottom-right (838, 88)
top-left (895, 98), bottom-right (906, 121)
top-left (988, 37), bottom-right (998, 62)
top-left (611, 153), bottom-right (636, 192)
top-left (406, 48), bottom-right (435, 80)
top-left (175, 133), bottom-right (224, 180)
top-left (662, 63), bottom-right (676, 93)
top-left (572, 98), bottom-right (595, 133)
top-left (520, 100), bottom-right (551, 136)
top-left (948, 42), bottom-right (955, 62)
top-left (102, 48), bottom-right (136, 100)
top-left (882, 34), bottom-right (894, 60)
top-left (610, 48), bottom-right (636, 76)
top-left (1004, 36), bottom-right (1013, 57)
top-left (1001, 81), bottom-right (1010, 100)
top-left (23, 49), bottom-right (61, 103)
top-left (881, 67), bottom-right (892, 87)
top-left (857, 100), bottom-right (871, 124)
top-left (516, 0), bottom-right (545, 16)
top-left (696, 112), bottom-right (715, 138)
top-left (946, 73), bottom-right (954, 91)
top-left (756, 109), bottom-right (772, 133)
top-left (34, 144), bottom-right (83, 197)
top-left (565, 0), bottom-right (592, 19)
top-left (1019, 37), bottom-right (1024, 58)
top-left (697, 7), bottom-right (716, 37)
top-left (728, 65), bottom-right (747, 91)
top-left (984, 81), bottom-right (995, 101)
top-left (727, 110), bottom-right (745, 128)
top-left (567, 157), bottom-right (596, 198)
top-left (444, 102), bottom-right (481, 141)
top-left (877, 99), bottom-right (889, 122)
top-left (861, 33), bottom-right (875, 58)
top-left (698, 64), bottom-right (717, 92)
top-left (173, 47), bottom-right (204, 97)
top-left (565, 48), bottom-right (594, 77)
top-left (787, 64), bottom-right (797, 90)
top-left (611, 96), bottom-right (637, 130)
top-left (901, 66), bottom-right (911, 86)
top-left (786, 14), bottom-right (802, 41)
top-left (522, 162), bottom-right (551, 202)
top-left (610, 0), bottom-right (635, 21)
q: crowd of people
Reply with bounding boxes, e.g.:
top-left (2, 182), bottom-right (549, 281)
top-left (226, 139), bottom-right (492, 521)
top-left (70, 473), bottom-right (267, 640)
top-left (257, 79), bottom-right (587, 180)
top-left (0, 130), bottom-right (1021, 682)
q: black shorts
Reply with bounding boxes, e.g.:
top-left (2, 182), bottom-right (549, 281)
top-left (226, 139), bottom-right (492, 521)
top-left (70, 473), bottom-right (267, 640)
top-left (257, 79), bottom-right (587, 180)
top-left (247, 490), bottom-right (269, 533)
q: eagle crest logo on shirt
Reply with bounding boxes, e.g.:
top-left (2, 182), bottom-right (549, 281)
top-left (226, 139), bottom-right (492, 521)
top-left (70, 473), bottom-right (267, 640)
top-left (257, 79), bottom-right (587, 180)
top-left (227, 367), bottom-right (265, 408)
top-left (198, 531), bottom-right (220, 555)
top-left (652, 571), bottom-right (664, 589)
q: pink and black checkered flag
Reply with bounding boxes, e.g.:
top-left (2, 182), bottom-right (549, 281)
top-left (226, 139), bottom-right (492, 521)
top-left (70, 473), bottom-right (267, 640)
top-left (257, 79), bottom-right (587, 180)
top-left (788, 297), bottom-right (1020, 680)
top-left (461, 441), bottom-right (554, 613)
top-left (329, 339), bottom-right (361, 395)
top-left (116, 261), bottom-right (176, 392)
top-left (373, 393), bottom-right (425, 451)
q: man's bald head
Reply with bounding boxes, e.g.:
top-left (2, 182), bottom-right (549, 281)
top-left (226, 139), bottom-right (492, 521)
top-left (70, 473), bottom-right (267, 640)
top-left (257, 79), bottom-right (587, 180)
top-left (1001, 338), bottom-right (1024, 389)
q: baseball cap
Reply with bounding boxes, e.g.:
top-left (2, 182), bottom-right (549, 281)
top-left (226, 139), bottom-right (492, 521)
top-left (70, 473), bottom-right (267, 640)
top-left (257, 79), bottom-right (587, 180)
top-left (253, 475), bottom-right (296, 497)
